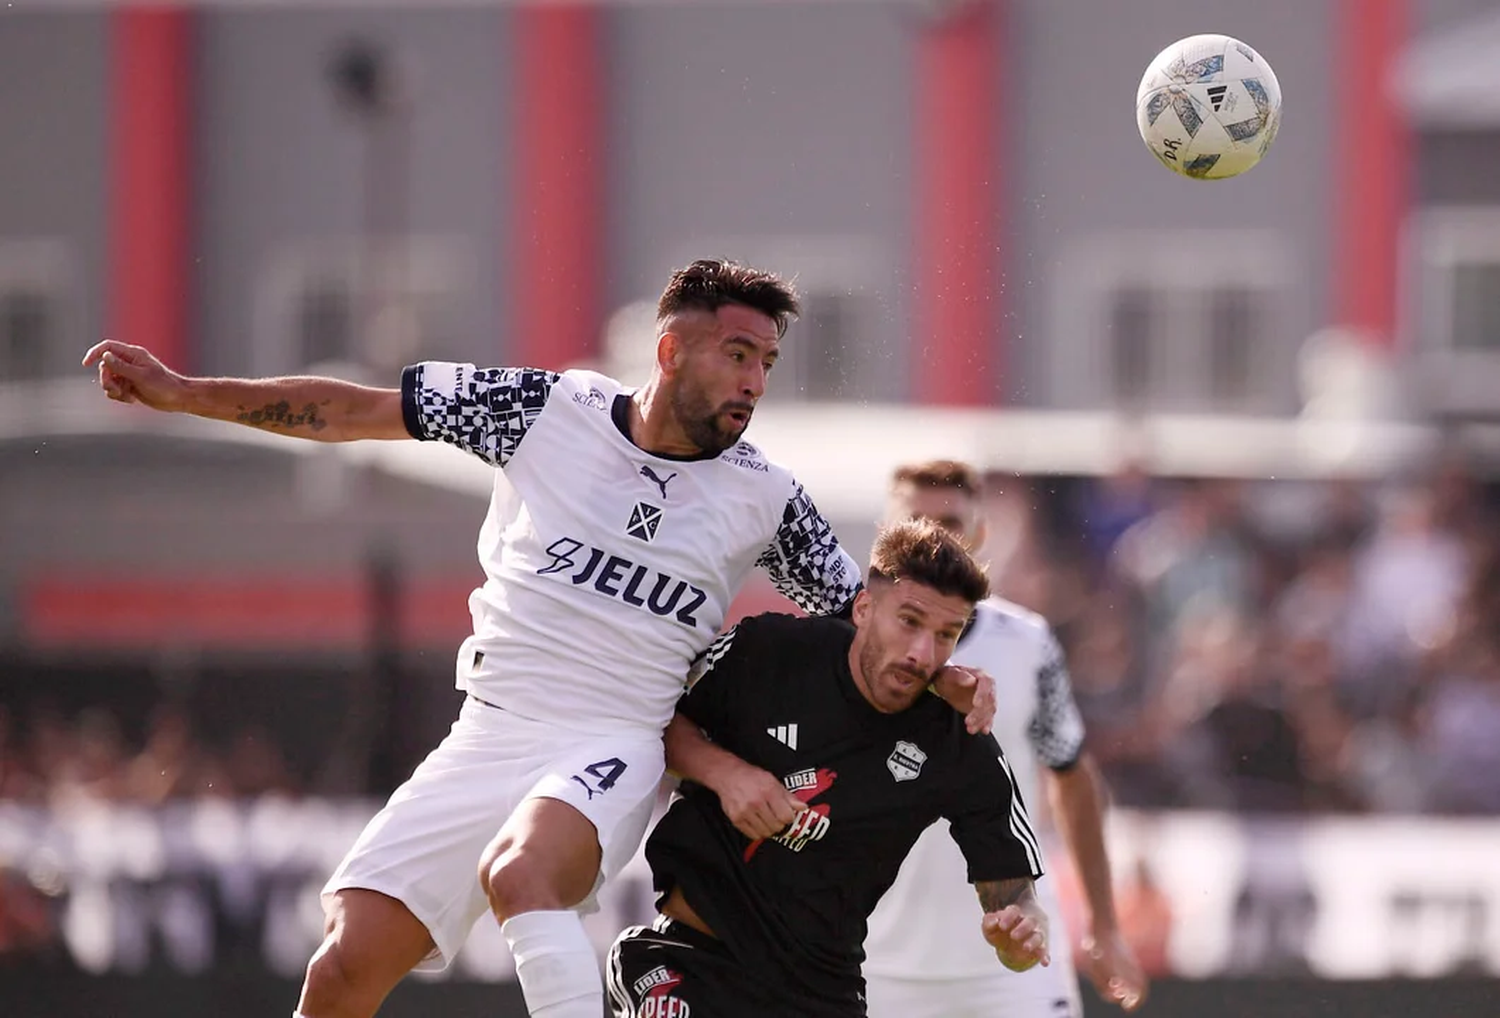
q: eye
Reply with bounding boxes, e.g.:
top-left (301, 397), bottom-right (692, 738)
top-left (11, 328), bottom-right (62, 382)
top-left (729, 349), bottom-right (747, 363)
top-left (763, 360), bottom-right (776, 374)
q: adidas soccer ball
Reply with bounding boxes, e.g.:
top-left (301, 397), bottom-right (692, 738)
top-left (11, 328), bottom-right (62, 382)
top-left (1136, 34), bottom-right (1282, 180)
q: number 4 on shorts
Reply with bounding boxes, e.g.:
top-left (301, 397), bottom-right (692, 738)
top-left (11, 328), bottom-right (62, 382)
top-left (570, 757), bottom-right (628, 800)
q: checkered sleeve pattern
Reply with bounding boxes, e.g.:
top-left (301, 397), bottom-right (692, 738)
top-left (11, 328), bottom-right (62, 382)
top-left (400, 361), bottom-right (559, 467)
top-left (686, 626), bottom-right (738, 690)
top-left (1028, 627), bottom-right (1086, 770)
top-left (754, 482), bottom-right (862, 617)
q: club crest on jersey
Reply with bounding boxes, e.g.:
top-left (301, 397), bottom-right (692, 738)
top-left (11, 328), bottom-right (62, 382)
top-left (632, 965), bottom-right (690, 1017)
top-left (626, 502), bottom-right (664, 542)
top-left (886, 741), bottom-right (926, 782)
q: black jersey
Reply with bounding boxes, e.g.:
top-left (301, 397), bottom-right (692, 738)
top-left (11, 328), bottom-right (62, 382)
top-left (645, 612), bottom-right (1044, 1014)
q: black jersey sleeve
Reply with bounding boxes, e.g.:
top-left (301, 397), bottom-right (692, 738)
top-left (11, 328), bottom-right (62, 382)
top-left (943, 736), bottom-right (1046, 884)
top-left (678, 622), bottom-right (757, 736)
top-left (754, 481), bottom-right (863, 617)
top-left (400, 361), bottom-right (559, 467)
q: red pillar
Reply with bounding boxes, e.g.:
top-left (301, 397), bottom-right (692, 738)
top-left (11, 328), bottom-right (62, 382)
top-left (1335, 0), bottom-right (1408, 349)
top-left (109, 6), bottom-right (193, 372)
top-left (511, 5), bottom-right (606, 370)
top-left (913, 0), bottom-right (1002, 405)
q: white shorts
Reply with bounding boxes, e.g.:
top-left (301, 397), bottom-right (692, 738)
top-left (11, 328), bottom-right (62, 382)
top-left (323, 695), bottom-right (664, 971)
top-left (863, 967), bottom-right (1083, 1018)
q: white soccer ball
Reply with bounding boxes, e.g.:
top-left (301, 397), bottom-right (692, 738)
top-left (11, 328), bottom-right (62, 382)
top-left (1136, 34), bottom-right (1282, 180)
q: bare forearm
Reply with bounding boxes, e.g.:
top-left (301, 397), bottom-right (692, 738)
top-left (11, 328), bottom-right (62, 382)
top-left (180, 376), bottom-right (406, 442)
top-left (976, 878), bottom-right (1049, 972)
top-left (1048, 755), bottom-right (1119, 935)
top-left (664, 713), bottom-right (744, 791)
top-left (975, 877), bottom-right (1036, 913)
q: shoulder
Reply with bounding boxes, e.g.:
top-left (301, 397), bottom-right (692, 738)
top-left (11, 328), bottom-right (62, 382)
top-left (974, 597), bottom-right (1055, 647)
top-left (728, 613), bottom-right (853, 670)
top-left (737, 611), bottom-right (850, 647)
top-left (546, 368), bottom-right (626, 410)
top-left (716, 438), bottom-right (794, 486)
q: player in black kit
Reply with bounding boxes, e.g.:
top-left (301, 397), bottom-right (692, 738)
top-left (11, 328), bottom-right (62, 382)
top-left (606, 519), bottom-right (1050, 1017)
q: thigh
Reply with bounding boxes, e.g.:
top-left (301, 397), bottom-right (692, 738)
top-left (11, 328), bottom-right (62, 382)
top-left (323, 700), bottom-right (537, 969)
top-left (606, 922), bottom-right (764, 1018)
top-left (523, 731), bottom-right (666, 910)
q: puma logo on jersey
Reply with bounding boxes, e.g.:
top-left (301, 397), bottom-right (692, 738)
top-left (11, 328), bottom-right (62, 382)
top-left (538, 537), bottom-right (707, 628)
top-left (639, 464), bottom-right (677, 499)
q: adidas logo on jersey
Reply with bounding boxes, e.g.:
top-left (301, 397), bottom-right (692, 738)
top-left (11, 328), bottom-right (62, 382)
top-left (538, 537), bottom-right (708, 628)
top-left (767, 723), bottom-right (799, 749)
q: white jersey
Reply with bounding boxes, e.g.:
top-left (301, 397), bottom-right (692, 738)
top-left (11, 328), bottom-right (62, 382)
top-left (863, 597), bottom-right (1085, 982)
top-left (401, 362), bottom-right (861, 735)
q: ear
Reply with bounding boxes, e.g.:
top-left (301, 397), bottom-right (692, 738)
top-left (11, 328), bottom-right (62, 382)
top-left (851, 587), bottom-right (874, 628)
top-left (655, 330), bottom-right (682, 379)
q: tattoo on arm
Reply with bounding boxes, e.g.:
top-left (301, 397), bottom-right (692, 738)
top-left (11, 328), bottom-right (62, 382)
top-left (235, 400), bottom-right (330, 433)
top-left (975, 878), bottom-right (1034, 913)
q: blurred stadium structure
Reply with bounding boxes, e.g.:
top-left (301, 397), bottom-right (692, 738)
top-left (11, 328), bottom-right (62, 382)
top-left (3, 0), bottom-right (1500, 1015)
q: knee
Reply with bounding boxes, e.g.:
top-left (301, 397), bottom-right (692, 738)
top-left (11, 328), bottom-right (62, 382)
top-left (481, 844), bottom-right (571, 920)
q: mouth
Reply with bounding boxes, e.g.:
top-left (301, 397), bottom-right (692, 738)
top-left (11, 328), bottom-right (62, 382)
top-left (724, 407), bottom-right (752, 428)
top-left (888, 668), bottom-right (927, 692)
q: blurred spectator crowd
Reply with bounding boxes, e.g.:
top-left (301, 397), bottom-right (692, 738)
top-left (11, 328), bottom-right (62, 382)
top-left (988, 453), bottom-right (1500, 817)
top-left (3, 458), bottom-right (1498, 823)
top-left (0, 704), bottom-right (300, 809)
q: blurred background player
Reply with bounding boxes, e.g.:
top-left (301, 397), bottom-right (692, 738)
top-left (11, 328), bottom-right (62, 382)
top-left (864, 460), bottom-right (1148, 1016)
top-left (608, 520), bottom-right (1048, 1017)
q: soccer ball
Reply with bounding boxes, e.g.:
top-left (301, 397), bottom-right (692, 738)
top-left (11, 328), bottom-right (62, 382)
top-left (1135, 34), bottom-right (1282, 180)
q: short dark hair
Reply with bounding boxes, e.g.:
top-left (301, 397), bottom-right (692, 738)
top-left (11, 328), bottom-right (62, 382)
top-left (867, 518), bottom-right (990, 605)
top-left (891, 459), bottom-right (984, 498)
top-left (656, 259), bottom-right (801, 338)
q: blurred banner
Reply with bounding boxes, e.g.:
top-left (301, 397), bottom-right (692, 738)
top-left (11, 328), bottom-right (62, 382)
top-left (3, 799), bottom-right (1499, 982)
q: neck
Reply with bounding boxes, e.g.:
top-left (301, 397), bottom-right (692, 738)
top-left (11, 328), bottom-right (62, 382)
top-left (629, 380), bottom-right (701, 458)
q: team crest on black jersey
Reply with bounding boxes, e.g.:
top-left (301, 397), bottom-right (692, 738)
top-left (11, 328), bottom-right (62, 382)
top-left (886, 741), bottom-right (926, 782)
top-left (626, 502), bottom-right (663, 542)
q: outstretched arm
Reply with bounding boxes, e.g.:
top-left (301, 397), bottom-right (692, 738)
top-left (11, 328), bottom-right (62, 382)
top-left (82, 340), bottom-right (408, 443)
top-left (1047, 756), bottom-right (1148, 1011)
top-left (975, 878), bottom-right (1050, 972)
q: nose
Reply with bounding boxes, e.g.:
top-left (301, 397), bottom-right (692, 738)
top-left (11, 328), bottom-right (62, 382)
top-left (741, 363), bottom-right (767, 401)
top-left (904, 631), bottom-right (937, 673)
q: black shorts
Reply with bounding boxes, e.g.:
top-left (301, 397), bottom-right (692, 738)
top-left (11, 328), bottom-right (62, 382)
top-left (607, 916), bottom-right (815, 1018)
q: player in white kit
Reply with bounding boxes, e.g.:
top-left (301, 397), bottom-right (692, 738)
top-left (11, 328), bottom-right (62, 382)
top-left (863, 461), bottom-right (1148, 1017)
top-left (83, 263), bottom-right (992, 1018)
